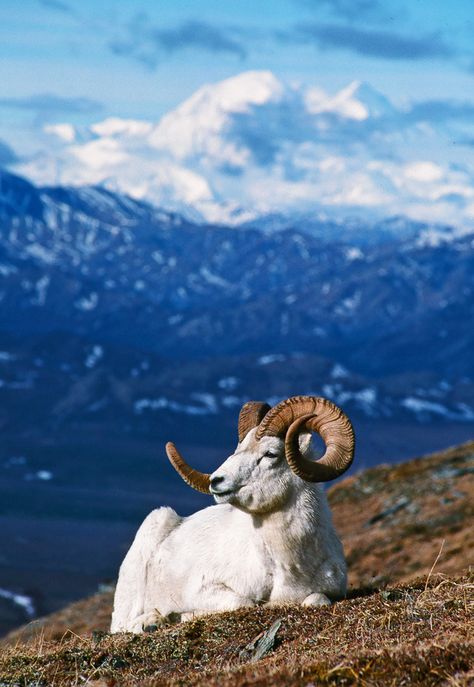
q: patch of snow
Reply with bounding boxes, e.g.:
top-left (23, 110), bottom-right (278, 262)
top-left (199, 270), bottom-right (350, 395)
top-left (85, 345), bottom-right (103, 369)
top-left (402, 397), bottom-right (449, 415)
top-left (200, 267), bottom-right (230, 288)
top-left (331, 363), bottom-right (349, 379)
top-left (401, 397), bottom-right (474, 421)
top-left (37, 470), bottom-right (53, 480)
top-left (454, 403), bottom-right (474, 421)
top-left (258, 354), bottom-right (286, 365)
top-left (345, 247), bottom-right (364, 261)
top-left (221, 395), bottom-right (241, 408)
top-left (75, 292), bottom-right (98, 311)
top-left (291, 234), bottom-right (310, 260)
top-left (190, 392), bottom-right (218, 413)
top-left (25, 470), bottom-right (53, 481)
top-left (416, 227), bottom-right (454, 248)
top-left (0, 263), bottom-right (18, 276)
top-left (152, 250), bottom-right (165, 265)
top-left (25, 243), bottom-right (56, 264)
top-left (134, 393), bottom-right (218, 416)
top-left (33, 275), bottom-right (50, 306)
top-left (0, 588), bottom-right (36, 618)
top-left (354, 387), bottom-right (377, 406)
top-left (323, 385), bottom-right (377, 415)
top-left (218, 376), bottom-right (239, 391)
top-left (336, 291), bottom-right (361, 314)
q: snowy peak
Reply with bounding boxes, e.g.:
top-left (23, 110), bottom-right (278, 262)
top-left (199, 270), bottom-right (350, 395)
top-left (148, 70), bottom-right (286, 162)
top-left (305, 80), bottom-right (394, 120)
top-left (12, 71), bottom-right (474, 228)
top-left (177, 70), bottom-right (285, 116)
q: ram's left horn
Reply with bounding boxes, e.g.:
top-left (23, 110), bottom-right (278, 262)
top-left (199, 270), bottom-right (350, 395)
top-left (165, 442), bottom-right (211, 494)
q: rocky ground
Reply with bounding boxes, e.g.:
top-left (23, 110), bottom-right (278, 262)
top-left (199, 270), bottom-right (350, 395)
top-left (1, 439), bottom-right (473, 686)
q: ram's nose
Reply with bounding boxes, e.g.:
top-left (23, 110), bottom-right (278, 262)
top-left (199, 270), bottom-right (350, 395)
top-left (210, 475), bottom-right (225, 491)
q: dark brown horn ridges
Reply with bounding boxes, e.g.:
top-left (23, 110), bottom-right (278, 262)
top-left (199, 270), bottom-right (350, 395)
top-left (165, 442), bottom-right (211, 494)
top-left (238, 401), bottom-right (271, 442)
top-left (256, 396), bottom-right (355, 483)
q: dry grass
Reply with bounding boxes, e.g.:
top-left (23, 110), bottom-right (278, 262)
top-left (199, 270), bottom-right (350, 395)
top-left (331, 439), bottom-right (474, 590)
top-left (1, 440), bottom-right (473, 686)
top-left (0, 573), bottom-right (472, 686)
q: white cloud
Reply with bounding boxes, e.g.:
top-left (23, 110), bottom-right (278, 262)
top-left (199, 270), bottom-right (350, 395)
top-left (91, 117), bottom-right (153, 138)
top-left (404, 161), bottom-right (443, 182)
top-left (16, 71), bottom-right (474, 228)
top-left (44, 123), bottom-right (76, 142)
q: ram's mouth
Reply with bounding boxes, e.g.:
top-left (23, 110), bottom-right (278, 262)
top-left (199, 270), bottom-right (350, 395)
top-left (211, 488), bottom-right (234, 497)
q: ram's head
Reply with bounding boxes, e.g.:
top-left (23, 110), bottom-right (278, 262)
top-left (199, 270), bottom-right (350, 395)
top-left (166, 396), bottom-right (355, 514)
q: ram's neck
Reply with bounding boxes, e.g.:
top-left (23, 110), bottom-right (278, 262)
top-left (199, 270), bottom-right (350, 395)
top-left (253, 482), bottom-right (328, 553)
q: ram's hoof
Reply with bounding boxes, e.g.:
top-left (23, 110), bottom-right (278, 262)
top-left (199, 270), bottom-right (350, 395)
top-left (302, 592), bottom-right (331, 607)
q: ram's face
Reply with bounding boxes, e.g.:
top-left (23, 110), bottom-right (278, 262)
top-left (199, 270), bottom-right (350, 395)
top-left (209, 428), bottom-right (309, 514)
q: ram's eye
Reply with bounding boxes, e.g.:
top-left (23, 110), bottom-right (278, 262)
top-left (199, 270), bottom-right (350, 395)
top-left (257, 450), bottom-right (279, 465)
top-left (265, 450), bottom-right (279, 459)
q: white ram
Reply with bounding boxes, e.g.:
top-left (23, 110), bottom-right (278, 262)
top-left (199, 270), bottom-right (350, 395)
top-left (111, 396), bottom-right (355, 632)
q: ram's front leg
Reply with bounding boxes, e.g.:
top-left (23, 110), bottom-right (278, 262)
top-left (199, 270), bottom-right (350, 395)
top-left (180, 584), bottom-right (256, 621)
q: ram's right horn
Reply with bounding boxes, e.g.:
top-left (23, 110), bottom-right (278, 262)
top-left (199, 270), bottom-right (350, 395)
top-left (256, 396), bottom-right (355, 482)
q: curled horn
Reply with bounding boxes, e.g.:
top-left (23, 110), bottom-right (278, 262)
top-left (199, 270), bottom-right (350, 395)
top-left (256, 396), bottom-right (355, 482)
top-left (238, 401), bottom-right (271, 442)
top-left (165, 442), bottom-right (211, 494)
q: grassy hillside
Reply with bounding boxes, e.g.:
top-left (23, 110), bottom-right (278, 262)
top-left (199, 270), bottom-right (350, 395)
top-left (1, 440), bottom-right (473, 685)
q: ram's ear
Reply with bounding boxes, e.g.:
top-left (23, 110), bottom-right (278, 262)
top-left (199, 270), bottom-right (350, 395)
top-left (298, 431), bottom-right (312, 455)
top-left (238, 401), bottom-right (271, 442)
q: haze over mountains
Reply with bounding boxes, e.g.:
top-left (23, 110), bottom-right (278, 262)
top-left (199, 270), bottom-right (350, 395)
top-left (14, 71), bottom-right (474, 228)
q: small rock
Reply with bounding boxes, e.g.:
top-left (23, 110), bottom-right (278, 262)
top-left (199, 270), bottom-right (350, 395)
top-left (240, 619), bottom-right (282, 662)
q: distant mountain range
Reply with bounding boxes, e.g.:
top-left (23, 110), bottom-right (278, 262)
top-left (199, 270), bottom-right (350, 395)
top-left (0, 168), bottom-right (473, 454)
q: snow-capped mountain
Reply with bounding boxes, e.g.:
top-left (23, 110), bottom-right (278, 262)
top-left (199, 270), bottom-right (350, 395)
top-left (13, 71), bottom-right (474, 228)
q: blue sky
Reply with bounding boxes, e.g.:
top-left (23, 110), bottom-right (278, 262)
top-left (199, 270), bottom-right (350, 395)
top-left (1, 0), bottom-right (473, 149)
top-left (1, 0), bottom-right (473, 226)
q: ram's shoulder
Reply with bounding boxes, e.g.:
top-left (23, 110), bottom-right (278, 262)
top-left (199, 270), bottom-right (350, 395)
top-left (135, 507), bottom-right (183, 541)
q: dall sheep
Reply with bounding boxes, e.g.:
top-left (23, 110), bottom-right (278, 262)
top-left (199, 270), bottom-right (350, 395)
top-left (111, 396), bottom-right (355, 633)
